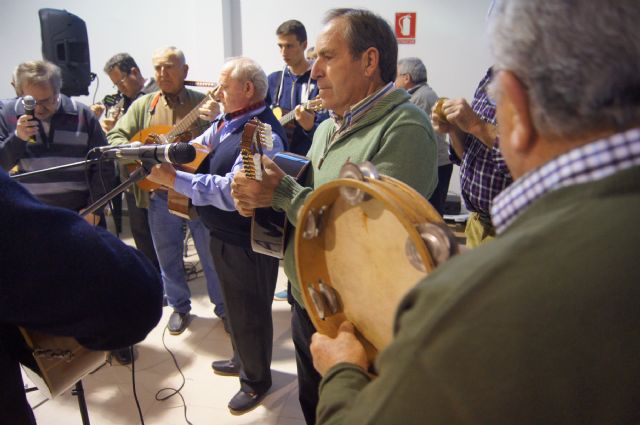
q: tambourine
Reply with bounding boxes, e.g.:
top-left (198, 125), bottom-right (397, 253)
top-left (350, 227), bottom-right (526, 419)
top-left (295, 162), bottom-right (459, 360)
top-left (434, 97), bottom-right (449, 122)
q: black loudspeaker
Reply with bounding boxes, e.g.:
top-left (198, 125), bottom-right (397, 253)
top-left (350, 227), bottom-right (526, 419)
top-left (39, 8), bottom-right (92, 96)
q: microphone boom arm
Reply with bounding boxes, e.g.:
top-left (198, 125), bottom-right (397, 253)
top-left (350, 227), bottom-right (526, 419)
top-left (81, 164), bottom-right (153, 217)
top-left (9, 158), bottom-right (103, 180)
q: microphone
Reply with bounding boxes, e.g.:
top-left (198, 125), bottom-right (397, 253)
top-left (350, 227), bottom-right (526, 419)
top-left (93, 141), bottom-right (142, 152)
top-left (22, 95), bottom-right (37, 143)
top-left (22, 95), bottom-right (36, 116)
top-left (102, 143), bottom-right (196, 165)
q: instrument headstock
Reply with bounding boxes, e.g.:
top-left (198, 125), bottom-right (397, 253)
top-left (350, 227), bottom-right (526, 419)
top-left (240, 118), bottom-right (273, 181)
top-left (304, 97), bottom-right (324, 113)
top-left (102, 93), bottom-right (123, 108)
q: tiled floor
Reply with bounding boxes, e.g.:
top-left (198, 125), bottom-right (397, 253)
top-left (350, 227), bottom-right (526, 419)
top-left (24, 217), bottom-right (305, 425)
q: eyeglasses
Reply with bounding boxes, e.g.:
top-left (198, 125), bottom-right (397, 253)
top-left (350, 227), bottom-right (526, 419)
top-left (112, 73), bottom-right (129, 90)
top-left (33, 94), bottom-right (59, 108)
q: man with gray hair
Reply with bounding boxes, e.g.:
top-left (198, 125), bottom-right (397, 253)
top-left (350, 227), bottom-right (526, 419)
top-left (109, 46), bottom-right (225, 336)
top-left (0, 60), bottom-right (114, 225)
top-left (231, 9), bottom-right (437, 424)
top-left (396, 57), bottom-right (452, 215)
top-left (147, 56), bottom-right (286, 414)
top-left (310, 1), bottom-right (640, 423)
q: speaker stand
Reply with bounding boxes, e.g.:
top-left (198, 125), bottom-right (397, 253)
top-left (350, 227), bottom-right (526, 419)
top-left (71, 380), bottom-right (91, 425)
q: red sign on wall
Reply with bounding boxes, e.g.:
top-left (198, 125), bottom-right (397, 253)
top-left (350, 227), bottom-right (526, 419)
top-left (395, 12), bottom-right (416, 44)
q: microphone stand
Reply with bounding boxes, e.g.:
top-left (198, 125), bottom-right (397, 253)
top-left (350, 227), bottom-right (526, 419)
top-left (80, 163), bottom-right (154, 217)
top-left (9, 158), bottom-right (103, 180)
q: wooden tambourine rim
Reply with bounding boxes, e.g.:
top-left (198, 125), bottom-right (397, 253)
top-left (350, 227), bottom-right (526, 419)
top-left (295, 178), bottom-right (437, 359)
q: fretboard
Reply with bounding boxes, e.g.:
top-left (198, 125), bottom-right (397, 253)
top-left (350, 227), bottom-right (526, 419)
top-left (164, 94), bottom-right (212, 143)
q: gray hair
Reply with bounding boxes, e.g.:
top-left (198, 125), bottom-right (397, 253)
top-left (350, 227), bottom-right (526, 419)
top-left (14, 60), bottom-right (63, 95)
top-left (324, 9), bottom-right (398, 83)
top-left (398, 57), bottom-right (427, 84)
top-left (489, 0), bottom-right (640, 138)
top-left (152, 46), bottom-right (186, 67)
top-left (223, 57), bottom-right (268, 100)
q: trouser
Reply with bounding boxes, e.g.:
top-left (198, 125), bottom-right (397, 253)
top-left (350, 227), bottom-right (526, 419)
top-left (209, 237), bottom-right (279, 395)
top-left (125, 191), bottom-right (159, 271)
top-left (148, 191), bottom-right (224, 317)
top-left (465, 211), bottom-right (496, 248)
top-left (428, 163), bottom-right (454, 216)
top-left (292, 298), bottom-right (322, 425)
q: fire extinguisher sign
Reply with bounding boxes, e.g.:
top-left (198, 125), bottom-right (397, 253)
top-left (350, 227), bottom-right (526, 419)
top-left (395, 12), bottom-right (416, 44)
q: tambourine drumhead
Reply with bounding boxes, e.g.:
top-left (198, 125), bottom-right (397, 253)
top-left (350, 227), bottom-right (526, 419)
top-left (295, 178), bottom-right (444, 359)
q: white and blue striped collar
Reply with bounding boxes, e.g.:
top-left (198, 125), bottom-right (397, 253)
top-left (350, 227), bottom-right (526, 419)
top-left (330, 82), bottom-right (395, 134)
top-left (492, 127), bottom-right (640, 234)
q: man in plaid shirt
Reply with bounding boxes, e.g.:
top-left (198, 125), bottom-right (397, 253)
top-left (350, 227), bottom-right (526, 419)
top-left (431, 67), bottom-right (512, 247)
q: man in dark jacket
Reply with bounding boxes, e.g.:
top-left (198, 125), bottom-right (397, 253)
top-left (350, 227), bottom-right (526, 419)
top-left (0, 168), bottom-right (162, 425)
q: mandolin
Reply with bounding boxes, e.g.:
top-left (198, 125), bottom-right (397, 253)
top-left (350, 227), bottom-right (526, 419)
top-left (126, 89), bottom-right (217, 218)
top-left (240, 118), bottom-right (310, 258)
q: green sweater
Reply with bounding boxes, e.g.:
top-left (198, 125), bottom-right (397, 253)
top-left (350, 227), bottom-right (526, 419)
top-left (272, 88), bottom-right (438, 307)
top-left (317, 165), bottom-right (640, 425)
top-left (106, 89), bottom-right (207, 208)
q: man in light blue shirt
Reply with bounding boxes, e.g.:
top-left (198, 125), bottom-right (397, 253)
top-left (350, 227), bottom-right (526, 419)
top-left (148, 56), bottom-right (285, 415)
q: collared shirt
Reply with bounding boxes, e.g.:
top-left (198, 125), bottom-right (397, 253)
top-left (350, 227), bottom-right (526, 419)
top-left (173, 105), bottom-right (284, 211)
top-left (150, 88), bottom-right (194, 127)
top-left (450, 68), bottom-right (512, 215)
top-left (330, 82), bottom-right (396, 136)
top-left (492, 127), bottom-right (640, 234)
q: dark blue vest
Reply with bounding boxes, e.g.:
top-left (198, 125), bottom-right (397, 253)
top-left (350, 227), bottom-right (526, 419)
top-left (196, 107), bottom-right (287, 247)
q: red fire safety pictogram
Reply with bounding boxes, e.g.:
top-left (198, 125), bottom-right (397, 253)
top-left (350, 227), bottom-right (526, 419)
top-left (395, 12), bottom-right (416, 44)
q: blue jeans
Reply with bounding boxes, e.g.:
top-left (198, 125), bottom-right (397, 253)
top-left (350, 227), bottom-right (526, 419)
top-left (148, 191), bottom-right (224, 317)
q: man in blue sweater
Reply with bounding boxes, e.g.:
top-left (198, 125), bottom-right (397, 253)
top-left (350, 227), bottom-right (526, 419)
top-left (0, 168), bottom-right (162, 425)
top-left (266, 19), bottom-right (328, 156)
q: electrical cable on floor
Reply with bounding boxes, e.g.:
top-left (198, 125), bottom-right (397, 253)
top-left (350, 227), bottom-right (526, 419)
top-left (130, 346), bottom-right (145, 425)
top-left (154, 326), bottom-right (193, 425)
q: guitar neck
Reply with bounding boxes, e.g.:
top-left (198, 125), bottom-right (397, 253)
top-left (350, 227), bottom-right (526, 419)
top-left (165, 94), bottom-right (212, 143)
top-left (279, 108), bottom-right (297, 127)
top-left (184, 80), bottom-right (217, 88)
top-left (278, 99), bottom-right (322, 127)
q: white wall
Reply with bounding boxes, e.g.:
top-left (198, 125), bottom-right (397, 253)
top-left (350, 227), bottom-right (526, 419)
top-left (241, 0), bottom-right (492, 101)
top-left (0, 0), bottom-right (225, 104)
top-left (1, 0), bottom-right (494, 195)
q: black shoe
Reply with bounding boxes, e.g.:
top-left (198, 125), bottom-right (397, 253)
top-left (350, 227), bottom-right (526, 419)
top-left (228, 389), bottom-right (265, 414)
top-left (211, 359), bottom-right (240, 376)
top-left (111, 346), bottom-right (133, 365)
top-left (168, 311), bottom-right (190, 335)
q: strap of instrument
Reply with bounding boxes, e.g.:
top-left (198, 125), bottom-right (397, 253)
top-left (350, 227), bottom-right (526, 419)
top-left (275, 67), bottom-right (286, 106)
top-left (148, 92), bottom-right (162, 115)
